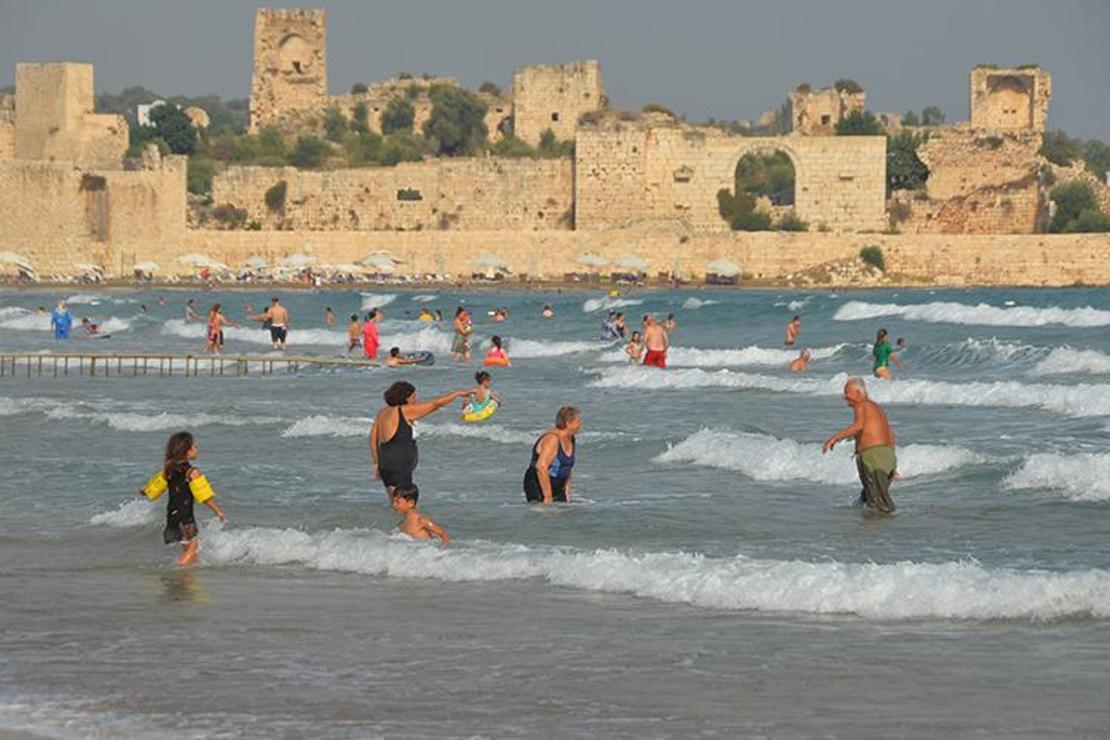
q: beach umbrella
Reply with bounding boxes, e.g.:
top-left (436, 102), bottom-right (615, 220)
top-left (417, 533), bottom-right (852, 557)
top-left (706, 258), bottom-right (742, 278)
top-left (73, 262), bottom-right (102, 273)
top-left (0, 251), bottom-right (33, 269)
top-left (575, 252), bottom-right (609, 268)
top-left (133, 261), bottom-right (160, 273)
top-left (325, 263), bottom-right (365, 274)
top-left (176, 253), bottom-right (229, 271)
top-left (616, 255), bottom-right (649, 272)
top-left (360, 251), bottom-right (403, 268)
top-left (280, 253), bottom-right (316, 269)
top-left (473, 252), bottom-right (510, 272)
top-left (242, 256), bottom-right (269, 270)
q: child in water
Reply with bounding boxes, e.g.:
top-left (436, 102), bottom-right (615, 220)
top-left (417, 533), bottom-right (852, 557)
top-left (625, 331), bottom-right (644, 364)
top-left (346, 314), bottom-right (361, 353)
top-left (462, 371), bottom-right (504, 420)
top-left (484, 335), bottom-right (512, 366)
top-left (139, 431), bottom-right (227, 567)
top-left (391, 485), bottom-right (450, 544)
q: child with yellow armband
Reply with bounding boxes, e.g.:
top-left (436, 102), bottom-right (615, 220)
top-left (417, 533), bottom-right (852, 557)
top-left (140, 431), bottom-right (227, 566)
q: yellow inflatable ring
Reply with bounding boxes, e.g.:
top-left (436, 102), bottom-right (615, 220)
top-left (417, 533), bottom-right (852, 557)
top-left (462, 399), bottom-right (499, 423)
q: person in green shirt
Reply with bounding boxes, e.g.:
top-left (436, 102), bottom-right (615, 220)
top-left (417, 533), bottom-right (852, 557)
top-left (872, 328), bottom-right (903, 380)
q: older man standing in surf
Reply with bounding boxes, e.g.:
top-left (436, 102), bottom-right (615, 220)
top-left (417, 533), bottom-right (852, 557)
top-left (641, 314), bottom-right (669, 368)
top-left (821, 377), bottom-right (898, 514)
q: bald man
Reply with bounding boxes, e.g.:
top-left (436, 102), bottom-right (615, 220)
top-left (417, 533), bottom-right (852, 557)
top-left (822, 377), bottom-right (897, 514)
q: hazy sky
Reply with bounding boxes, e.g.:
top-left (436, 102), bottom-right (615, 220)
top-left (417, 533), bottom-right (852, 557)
top-left (2, 0), bottom-right (1108, 140)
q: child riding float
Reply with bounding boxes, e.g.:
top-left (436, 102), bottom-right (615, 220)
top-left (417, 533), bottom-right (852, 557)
top-left (461, 371), bottom-right (504, 422)
top-left (483, 335), bottom-right (512, 367)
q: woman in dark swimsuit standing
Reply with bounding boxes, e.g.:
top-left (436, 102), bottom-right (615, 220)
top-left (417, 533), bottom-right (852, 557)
top-left (523, 406), bottom-right (582, 504)
top-left (370, 381), bottom-right (468, 500)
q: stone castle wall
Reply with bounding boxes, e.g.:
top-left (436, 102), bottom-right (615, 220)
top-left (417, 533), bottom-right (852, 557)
top-left (210, 158), bottom-right (574, 231)
top-left (14, 63), bottom-right (127, 169)
top-left (970, 66), bottom-right (1051, 132)
top-left (250, 8), bottom-right (327, 132)
top-left (788, 86), bottom-right (866, 136)
top-left (166, 228), bottom-right (1110, 286)
top-left (0, 155), bottom-right (186, 275)
top-left (512, 61), bottom-right (603, 145)
top-left (0, 94), bottom-right (14, 159)
top-left (576, 120), bottom-right (887, 232)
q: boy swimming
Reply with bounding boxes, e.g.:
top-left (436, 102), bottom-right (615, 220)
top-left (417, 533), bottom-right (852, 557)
top-left (391, 485), bottom-right (450, 544)
top-left (139, 431), bottom-right (228, 566)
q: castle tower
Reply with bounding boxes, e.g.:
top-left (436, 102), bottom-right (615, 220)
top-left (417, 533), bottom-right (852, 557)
top-left (969, 65), bottom-right (1051, 132)
top-left (249, 8), bottom-right (327, 132)
top-left (787, 84), bottom-right (866, 136)
top-left (511, 60), bottom-right (604, 146)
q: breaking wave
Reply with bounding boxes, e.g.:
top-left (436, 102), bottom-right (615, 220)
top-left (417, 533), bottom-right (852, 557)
top-left (201, 527), bottom-right (1110, 621)
top-left (89, 498), bottom-right (160, 527)
top-left (507, 337), bottom-right (605, 358)
top-left (161, 319), bottom-right (345, 347)
top-left (0, 308), bottom-right (130, 333)
top-left (1029, 348), bottom-right (1110, 376)
top-left (834, 300), bottom-right (1110, 328)
top-left (655, 429), bottom-right (984, 485)
top-left (582, 296), bottom-right (643, 313)
top-left (44, 407), bottom-right (280, 432)
top-left (359, 293), bottom-right (397, 309)
top-left (1004, 452), bottom-right (1110, 502)
top-left (410, 294), bottom-right (438, 303)
top-left (588, 366), bottom-right (1110, 417)
top-left (681, 297), bottom-right (719, 310)
top-left (281, 415), bottom-right (533, 445)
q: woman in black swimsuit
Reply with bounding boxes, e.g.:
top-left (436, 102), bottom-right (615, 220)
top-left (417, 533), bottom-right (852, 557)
top-left (370, 381), bottom-right (469, 500)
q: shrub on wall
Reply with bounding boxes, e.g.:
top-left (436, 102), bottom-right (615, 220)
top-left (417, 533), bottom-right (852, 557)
top-left (423, 85), bottom-right (489, 156)
top-left (322, 107), bottom-right (348, 143)
top-left (379, 132), bottom-right (427, 166)
top-left (1049, 181), bottom-right (1110, 232)
top-left (489, 135), bottom-right (536, 158)
top-left (381, 97), bottom-right (416, 135)
top-left (777, 212), bottom-right (808, 231)
top-left (537, 129), bottom-right (574, 159)
top-left (212, 203), bottom-right (247, 229)
top-left (264, 180), bottom-right (287, 211)
top-left (860, 245), bottom-right (885, 271)
top-left (642, 102), bottom-right (675, 117)
top-left (351, 103), bottom-right (370, 135)
top-left (835, 110), bottom-right (883, 136)
top-left (478, 81), bottom-right (502, 97)
top-left (350, 82), bottom-right (368, 95)
top-left (887, 130), bottom-right (929, 192)
top-left (187, 158), bottom-right (215, 196)
top-left (288, 134), bottom-right (331, 168)
top-left (733, 209), bottom-right (773, 231)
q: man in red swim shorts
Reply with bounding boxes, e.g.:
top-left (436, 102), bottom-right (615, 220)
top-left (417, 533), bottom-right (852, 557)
top-left (641, 314), bottom-right (669, 368)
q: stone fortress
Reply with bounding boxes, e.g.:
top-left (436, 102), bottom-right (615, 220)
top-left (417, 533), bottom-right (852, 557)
top-left (0, 7), bottom-right (1108, 285)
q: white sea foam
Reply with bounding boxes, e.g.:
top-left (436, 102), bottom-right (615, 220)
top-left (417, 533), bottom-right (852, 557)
top-left (411, 294), bottom-right (438, 303)
top-left (161, 319), bottom-right (346, 347)
top-left (1004, 452), bottom-right (1110, 501)
top-left (44, 407), bottom-right (281, 432)
top-left (834, 300), bottom-right (1110, 327)
top-left (280, 415), bottom-right (532, 445)
top-left (582, 296), bottom-right (643, 313)
top-left (360, 293), bottom-right (397, 309)
top-left (281, 414), bottom-right (370, 438)
top-left (655, 429), bottom-right (984, 485)
top-left (0, 309), bottom-right (49, 331)
top-left (379, 324), bottom-right (455, 354)
top-left (89, 498), bottom-right (160, 527)
top-left (419, 421), bottom-right (535, 445)
top-left (1029, 347), bottom-right (1110, 376)
top-left (202, 527), bottom-right (1110, 621)
top-left (507, 337), bottom-right (603, 358)
top-left (65, 293), bottom-right (103, 305)
top-left (681, 297), bottom-right (719, 310)
top-left (666, 344), bottom-right (848, 368)
top-left (588, 366), bottom-right (1110, 417)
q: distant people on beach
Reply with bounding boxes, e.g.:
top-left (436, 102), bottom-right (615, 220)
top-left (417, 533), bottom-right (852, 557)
top-left (542, 304), bottom-right (554, 319)
top-left (822, 377), bottom-right (898, 514)
top-left (50, 300), bottom-right (73, 339)
top-left (346, 314), bottom-right (361, 353)
top-left (663, 313), bottom-right (677, 334)
top-left (140, 431), bottom-right (228, 566)
top-left (80, 317), bottom-right (104, 335)
top-left (391, 485), bottom-right (450, 545)
top-left (184, 298), bottom-right (201, 322)
top-left (484, 335), bottom-right (511, 367)
top-left (613, 312), bottom-right (627, 339)
top-left (370, 381), bottom-right (469, 501)
top-left (524, 406), bottom-right (580, 504)
top-left (385, 347), bottom-right (425, 367)
top-left (785, 315), bottom-right (802, 346)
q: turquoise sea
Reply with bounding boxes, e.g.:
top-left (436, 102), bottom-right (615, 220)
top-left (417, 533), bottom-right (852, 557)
top-left (1, 285), bottom-right (1109, 737)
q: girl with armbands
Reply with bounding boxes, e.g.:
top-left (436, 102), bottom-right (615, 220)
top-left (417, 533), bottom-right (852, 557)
top-left (139, 432), bottom-right (228, 566)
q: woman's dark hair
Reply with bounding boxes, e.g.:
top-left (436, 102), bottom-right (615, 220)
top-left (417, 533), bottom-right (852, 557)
top-left (350, 314), bottom-right (358, 321)
top-left (384, 381), bottom-right (416, 406)
top-left (455, 306), bottom-right (466, 317)
top-left (210, 303), bottom-right (221, 314)
top-left (326, 307), bottom-right (332, 312)
top-left (631, 331), bottom-right (641, 340)
top-left (390, 347), bottom-right (401, 357)
top-left (876, 328), bottom-right (888, 343)
top-left (475, 371), bottom-right (491, 384)
top-left (164, 431), bottom-right (194, 479)
top-left (491, 335), bottom-right (502, 349)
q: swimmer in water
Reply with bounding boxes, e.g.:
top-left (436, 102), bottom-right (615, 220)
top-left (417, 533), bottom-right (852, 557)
top-left (785, 315), bottom-right (801, 346)
top-left (463, 371), bottom-right (504, 419)
top-left (642, 314), bottom-right (669, 368)
top-left (663, 313), bottom-right (677, 334)
top-left (523, 406), bottom-right (580, 504)
top-left (418, 308), bottom-right (435, 322)
top-left (484, 335), bottom-right (512, 367)
top-left (385, 347), bottom-right (424, 367)
top-left (139, 431), bottom-right (228, 566)
top-left (613, 312), bottom-right (627, 339)
top-left (391, 485), bottom-right (450, 544)
top-left (542, 304), bottom-right (554, 319)
top-left (204, 303), bottom-right (240, 354)
top-left (80, 317), bottom-right (103, 335)
top-left (324, 307), bottom-right (336, 326)
top-left (346, 314), bottom-right (361, 353)
top-left (789, 347), bottom-right (812, 373)
top-left (625, 331), bottom-right (644, 364)
top-left (872, 328), bottom-right (903, 380)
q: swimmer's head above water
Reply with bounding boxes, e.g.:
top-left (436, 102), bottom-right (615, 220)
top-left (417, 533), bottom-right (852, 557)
top-left (843, 376), bottom-right (868, 404)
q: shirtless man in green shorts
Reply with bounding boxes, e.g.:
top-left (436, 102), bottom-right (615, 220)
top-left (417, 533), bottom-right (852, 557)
top-left (821, 377), bottom-right (898, 514)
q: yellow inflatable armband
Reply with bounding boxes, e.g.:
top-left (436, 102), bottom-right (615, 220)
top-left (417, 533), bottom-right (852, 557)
top-left (188, 474), bottom-right (215, 503)
top-left (462, 399), bottom-right (499, 423)
top-left (142, 471), bottom-right (168, 500)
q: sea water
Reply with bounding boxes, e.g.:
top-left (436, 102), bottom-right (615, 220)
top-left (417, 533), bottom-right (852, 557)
top-left (1, 286), bottom-right (1109, 737)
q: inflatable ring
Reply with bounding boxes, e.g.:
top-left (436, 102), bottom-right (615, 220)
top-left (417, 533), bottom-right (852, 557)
top-left (462, 399), bottom-right (499, 423)
top-left (483, 356), bottom-right (510, 367)
top-left (404, 351), bottom-right (436, 366)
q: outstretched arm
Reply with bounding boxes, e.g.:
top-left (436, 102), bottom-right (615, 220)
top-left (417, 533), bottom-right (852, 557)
top-left (407, 390), bottom-right (468, 421)
top-left (822, 405), bottom-right (864, 453)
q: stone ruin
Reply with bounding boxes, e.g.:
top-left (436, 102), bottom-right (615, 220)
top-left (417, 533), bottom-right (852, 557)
top-left (249, 8), bottom-right (327, 132)
top-left (511, 60), bottom-right (605, 145)
top-left (970, 65), bottom-right (1051, 132)
top-left (788, 84), bottom-right (866, 136)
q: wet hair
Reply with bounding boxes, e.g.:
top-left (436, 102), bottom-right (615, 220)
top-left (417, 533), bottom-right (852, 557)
top-left (555, 405), bottom-right (580, 429)
top-left (326, 307), bottom-right (332, 312)
top-left (475, 371), bottom-right (491, 384)
top-left (455, 306), bottom-right (466, 317)
top-left (390, 347), bottom-right (401, 357)
top-left (393, 484), bottom-right (419, 503)
top-left (490, 335), bottom-right (503, 349)
top-left (366, 308), bottom-right (378, 321)
top-left (350, 314), bottom-right (358, 321)
top-left (876, 328), bottom-right (888, 343)
top-left (616, 312), bottom-right (624, 319)
top-left (792, 315), bottom-right (800, 322)
top-left (383, 381), bottom-right (415, 407)
top-left (271, 297), bottom-right (280, 303)
top-left (667, 313), bottom-right (674, 320)
top-left (845, 376), bottom-right (868, 399)
top-left (210, 303), bottom-right (221, 313)
top-left (896, 337), bottom-right (906, 346)
top-left (630, 331), bottom-right (641, 340)
top-left (163, 431), bottom-right (195, 479)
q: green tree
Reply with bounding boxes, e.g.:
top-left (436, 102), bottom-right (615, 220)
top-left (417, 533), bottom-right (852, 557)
top-left (1040, 129), bottom-right (1082, 166)
top-left (351, 82), bottom-right (368, 95)
top-left (733, 209), bottom-right (772, 231)
top-left (537, 129), bottom-right (574, 158)
top-left (1049, 181), bottom-right (1098, 232)
top-left (186, 157), bottom-right (214, 195)
top-left (901, 110), bottom-right (920, 126)
top-left (920, 105), bottom-right (945, 126)
top-left (288, 134), bottom-right (331, 168)
top-left (734, 151), bottom-right (795, 205)
top-left (777, 212), bottom-right (808, 231)
top-left (887, 130), bottom-right (930, 192)
top-left (835, 109), bottom-right (883, 135)
top-left (834, 78), bottom-right (864, 94)
top-left (860, 246), bottom-right (885, 271)
top-left (379, 132), bottom-right (426, 166)
top-left (351, 102), bottom-right (370, 134)
top-left (344, 131), bottom-right (383, 165)
top-left (147, 103), bottom-right (197, 154)
top-left (478, 81), bottom-right (502, 97)
top-left (1071, 208), bottom-right (1110, 232)
top-left (322, 106), bottom-right (348, 143)
top-left (381, 97), bottom-right (415, 134)
top-left (490, 135), bottom-right (536, 158)
top-left (423, 84), bottom-right (488, 156)
top-left (1082, 139), bottom-right (1110, 179)
top-left (642, 102), bottom-right (675, 117)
